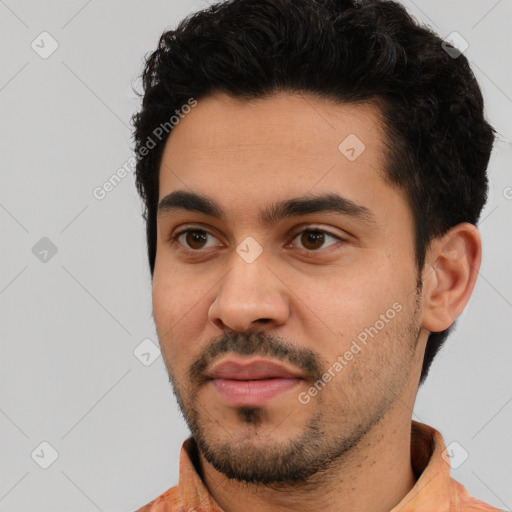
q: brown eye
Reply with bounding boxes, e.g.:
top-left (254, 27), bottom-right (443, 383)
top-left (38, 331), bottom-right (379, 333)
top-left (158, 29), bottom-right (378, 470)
top-left (171, 227), bottom-right (221, 254)
top-left (300, 231), bottom-right (326, 250)
top-left (184, 230), bottom-right (209, 249)
top-left (291, 229), bottom-right (342, 252)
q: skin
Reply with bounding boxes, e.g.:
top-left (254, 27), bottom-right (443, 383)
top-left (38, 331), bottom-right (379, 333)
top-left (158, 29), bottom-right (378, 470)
top-left (152, 91), bottom-right (481, 512)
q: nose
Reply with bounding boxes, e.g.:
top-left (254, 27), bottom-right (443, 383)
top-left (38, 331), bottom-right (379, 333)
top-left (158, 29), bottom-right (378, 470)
top-left (208, 251), bottom-right (290, 332)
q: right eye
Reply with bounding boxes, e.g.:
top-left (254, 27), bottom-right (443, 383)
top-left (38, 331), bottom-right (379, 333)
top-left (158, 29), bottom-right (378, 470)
top-left (171, 228), bottom-right (221, 252)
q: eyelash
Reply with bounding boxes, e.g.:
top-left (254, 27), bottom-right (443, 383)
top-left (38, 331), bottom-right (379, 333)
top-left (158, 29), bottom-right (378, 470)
top-left (169, 226), bottom-right (347, 255)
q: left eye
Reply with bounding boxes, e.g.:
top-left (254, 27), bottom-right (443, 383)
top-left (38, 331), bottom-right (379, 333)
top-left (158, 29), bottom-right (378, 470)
top-left (289, 229), bottom-right (341, 251)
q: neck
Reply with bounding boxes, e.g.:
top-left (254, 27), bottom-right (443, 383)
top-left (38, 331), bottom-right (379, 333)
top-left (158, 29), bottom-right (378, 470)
top-left (198, 411), bottom-right (417, 512)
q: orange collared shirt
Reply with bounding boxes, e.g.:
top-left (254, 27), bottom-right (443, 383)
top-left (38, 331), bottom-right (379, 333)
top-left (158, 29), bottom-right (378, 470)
top-left (135, 420), bottom-right (502, 512)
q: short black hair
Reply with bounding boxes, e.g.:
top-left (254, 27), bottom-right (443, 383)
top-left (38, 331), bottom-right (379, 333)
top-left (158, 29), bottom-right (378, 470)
top-left (131, 0), bottom-right (495, 385)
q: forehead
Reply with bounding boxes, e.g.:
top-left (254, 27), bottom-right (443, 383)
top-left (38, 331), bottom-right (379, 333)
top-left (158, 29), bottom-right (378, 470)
top-left (157, 91), bottom-right (398, 222)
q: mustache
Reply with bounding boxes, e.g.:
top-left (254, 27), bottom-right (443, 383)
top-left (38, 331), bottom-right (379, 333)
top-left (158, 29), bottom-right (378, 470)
top-left (189, 330), bottom-right (324, 385)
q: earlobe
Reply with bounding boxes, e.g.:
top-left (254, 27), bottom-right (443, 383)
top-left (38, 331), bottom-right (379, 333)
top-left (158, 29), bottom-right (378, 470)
top-left (421, 223), bottom-right (482, 333)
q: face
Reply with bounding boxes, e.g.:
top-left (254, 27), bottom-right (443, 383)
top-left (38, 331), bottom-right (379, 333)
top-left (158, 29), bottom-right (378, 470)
top-left (152, 91), bottom-right (426, 484)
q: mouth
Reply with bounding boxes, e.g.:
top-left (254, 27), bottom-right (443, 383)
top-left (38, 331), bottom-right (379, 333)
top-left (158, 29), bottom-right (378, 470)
top-left (206, 357), bottom-right (304, 407)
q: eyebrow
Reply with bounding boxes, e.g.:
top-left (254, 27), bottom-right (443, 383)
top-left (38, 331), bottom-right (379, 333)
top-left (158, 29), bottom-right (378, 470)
top-left (157, 190), bottom-right (377, 227)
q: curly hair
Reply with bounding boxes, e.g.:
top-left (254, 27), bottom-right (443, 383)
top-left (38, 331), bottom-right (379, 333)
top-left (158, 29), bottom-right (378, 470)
top-left (131, 0), bottom-right (495, 385)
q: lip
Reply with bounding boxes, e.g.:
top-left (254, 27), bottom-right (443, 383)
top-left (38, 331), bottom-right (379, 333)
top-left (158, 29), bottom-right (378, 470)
top-left (208, 358), bottom-right (303, 380)
top-left (207, 357), bottom-right (303, 407)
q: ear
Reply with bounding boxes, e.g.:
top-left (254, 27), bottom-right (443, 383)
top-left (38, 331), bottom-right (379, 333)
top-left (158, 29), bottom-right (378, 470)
top-left (421, 223), bottom-right (482, 333)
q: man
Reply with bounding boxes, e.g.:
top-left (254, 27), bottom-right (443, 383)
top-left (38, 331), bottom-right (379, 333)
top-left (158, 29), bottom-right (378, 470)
top-left (132, 0), bottom-right (500, 510)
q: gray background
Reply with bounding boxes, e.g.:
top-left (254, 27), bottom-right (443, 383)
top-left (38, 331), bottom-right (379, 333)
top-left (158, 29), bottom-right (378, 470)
top-left (0, 0), bottom-right (510, 510)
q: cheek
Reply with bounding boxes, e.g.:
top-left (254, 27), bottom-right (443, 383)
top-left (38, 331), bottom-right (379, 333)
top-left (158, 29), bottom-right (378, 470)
top-left (152, 259), bottom-right (206, 326)
top-left (290, 255), bottom-right (415, 371)
top-left (152, 275), bottom-right (177, 335)
top-left (296, 259), bottom-right (401, 327)
top-left (315, 295), bottom-right (418, 418)
top-left (152, 274), bottom-right (203, 367)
